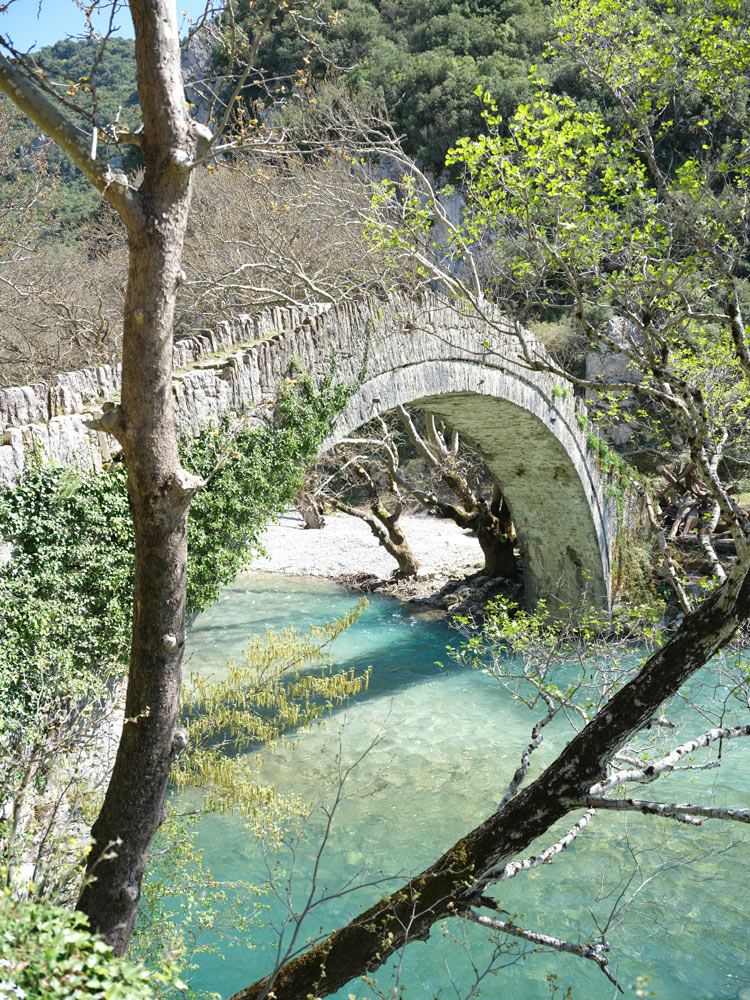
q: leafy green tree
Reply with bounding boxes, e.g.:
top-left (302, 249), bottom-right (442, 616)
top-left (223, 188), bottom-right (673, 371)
top-left (227, 1), bottom-right (750, 996)
top-left (183, 373), bottom-right (351, 614)
top-left (0, 465), bottom-right (132, 740)
top-left (232, 0), bottom-right (556, 173)
top-left (445, 0), bottom-right (750, 589)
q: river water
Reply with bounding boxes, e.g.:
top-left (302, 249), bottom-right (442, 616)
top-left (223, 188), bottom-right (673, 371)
top-left (174, 571), bottom-right (750, 1000)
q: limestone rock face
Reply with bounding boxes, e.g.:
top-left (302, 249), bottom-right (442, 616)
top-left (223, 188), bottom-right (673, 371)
top-left (181, 29), bottom-right (215, 124)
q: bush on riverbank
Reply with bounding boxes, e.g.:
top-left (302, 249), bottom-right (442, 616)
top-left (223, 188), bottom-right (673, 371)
top-left (0, 373), bottom-right (350, 899)
top-left (0, 891), bottom-right (173, 998)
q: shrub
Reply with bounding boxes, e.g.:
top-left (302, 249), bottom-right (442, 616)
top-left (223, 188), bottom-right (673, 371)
top-left (0, 892), bottom-right (165, 999)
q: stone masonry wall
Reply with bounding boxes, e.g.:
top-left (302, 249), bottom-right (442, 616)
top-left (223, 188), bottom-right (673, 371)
top-left (0, 302), bottom-right (332, 483)
top-left (0, 291), bottom-right (510, 483)
top-left (0, 290), bottom-right (619, 609)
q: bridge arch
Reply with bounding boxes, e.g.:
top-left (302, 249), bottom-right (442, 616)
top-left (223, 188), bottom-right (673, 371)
top-left (323, 358), bottom-right (613, 613)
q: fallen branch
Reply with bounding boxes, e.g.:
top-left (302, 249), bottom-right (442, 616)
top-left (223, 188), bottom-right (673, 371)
top-left (673, 536), bottom-right (737, 553)
top-left (637, 481), bottom-right (692, 612)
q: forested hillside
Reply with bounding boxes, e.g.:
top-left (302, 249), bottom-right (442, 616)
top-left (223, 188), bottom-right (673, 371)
top-left (0, 0), bottom-right (559, 382)
top-left (13, 37), bottom-right (139, 224)
top-left (3, 0), bottom-right (722, 230)
top-left (247, 0), bottom-right (559, 173)
top-left (3, 1), bottom-right (559, 228)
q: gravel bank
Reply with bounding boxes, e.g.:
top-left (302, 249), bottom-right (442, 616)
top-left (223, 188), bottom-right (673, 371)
top-left (250, 511), bottom-right (483, 579)
top-left (249, 511), bottom-right (524, 614)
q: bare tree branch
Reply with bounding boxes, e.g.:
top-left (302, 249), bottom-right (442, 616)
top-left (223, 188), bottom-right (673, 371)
top-left (0, 52), bottom-right (139, 221)
top-left (461, 908), bottom-right (622, 992)
top-left (494, 810), bottom-right (597, 881)
top-left (588, 724), bottom-right (750, 795)
top-left (581, 797), bottom-right (750, 826)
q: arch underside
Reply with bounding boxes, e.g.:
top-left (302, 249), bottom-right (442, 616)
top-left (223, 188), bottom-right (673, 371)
top-left (323, 360), bottom-right (612, 613)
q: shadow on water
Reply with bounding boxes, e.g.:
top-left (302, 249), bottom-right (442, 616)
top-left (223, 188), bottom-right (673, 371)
top-left (185, 570), bottom-right (465, 715)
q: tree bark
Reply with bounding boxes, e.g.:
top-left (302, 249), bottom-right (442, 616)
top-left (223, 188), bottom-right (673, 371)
top-left (70, 0), bottom-right (206, 954)
top-left (476, 484), bottom-right (517, 578)
top-left (407, 489), bottom-right (516, 578)
top-left (331, 498), bottom-right (419, 576)
top-left (294, 490), bottom-right (326, 528)
top-left (230, 564), bottom-right (750, 1000)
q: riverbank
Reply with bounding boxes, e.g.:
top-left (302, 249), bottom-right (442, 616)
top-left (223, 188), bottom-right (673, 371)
top-left (250, 510), bottom-right (523, 614)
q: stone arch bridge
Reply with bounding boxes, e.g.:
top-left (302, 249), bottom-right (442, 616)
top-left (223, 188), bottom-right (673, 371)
top-left (0, 291), bottom-right (619, 611)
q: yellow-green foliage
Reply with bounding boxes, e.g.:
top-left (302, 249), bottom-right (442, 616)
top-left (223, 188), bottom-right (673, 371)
top-left (174, 601), bottom-right (370, 836)
top-left (130, 603), bottom-right (371, 980)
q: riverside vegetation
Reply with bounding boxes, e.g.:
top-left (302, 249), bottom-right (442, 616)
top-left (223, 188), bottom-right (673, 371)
top-left (1, 0), bottom-right (750, 996)
top-left (0, 373), bottom-right (366, 996)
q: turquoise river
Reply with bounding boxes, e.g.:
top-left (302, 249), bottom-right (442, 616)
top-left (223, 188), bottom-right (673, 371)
top-left (168, 571), bottom-right (750, 1000)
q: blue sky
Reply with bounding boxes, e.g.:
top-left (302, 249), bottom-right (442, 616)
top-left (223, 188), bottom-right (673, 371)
top-left (0, 0), bottom-right (209, 52)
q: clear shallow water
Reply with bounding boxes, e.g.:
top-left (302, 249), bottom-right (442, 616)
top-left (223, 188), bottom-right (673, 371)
top-left (175, 572), bottom-right (750, 1000)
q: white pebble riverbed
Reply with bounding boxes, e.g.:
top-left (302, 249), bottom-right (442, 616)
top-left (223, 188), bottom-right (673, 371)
top-left (249, 510), bottom-right (483, 579)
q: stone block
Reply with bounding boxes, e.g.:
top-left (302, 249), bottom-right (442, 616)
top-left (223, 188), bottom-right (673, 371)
top-left (0, 384), bottom-right (48, 430)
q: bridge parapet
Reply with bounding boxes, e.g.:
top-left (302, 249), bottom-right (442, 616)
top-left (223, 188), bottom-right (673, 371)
top-left (0, 291), bottom-right (621, 611)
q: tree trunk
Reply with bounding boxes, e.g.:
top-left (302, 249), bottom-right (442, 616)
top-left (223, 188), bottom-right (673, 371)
top-left (0, 8), bottom-right (204, 947)
top-left (420, 487), bottom-right (516, 578)
top-left (377, 509), bottom-right (420, 576)
top-left (331, 498), bottom-right (420, 576)
top-left (76, 229), bottom-right (196, 953)
top-left (230, 565), bottom-right (750, 1000)
top-left (75, 0), bottom-right (205, 955)
top-left (294, 490), bottom-right (326, 528)
top-left (476, 485), bottom-right (517, 578)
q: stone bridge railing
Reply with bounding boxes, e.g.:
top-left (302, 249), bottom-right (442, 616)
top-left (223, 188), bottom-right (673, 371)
top-left (0, 291), bottom-right (620, 610)
top-left (0, 299), bottom-right (332, 482)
